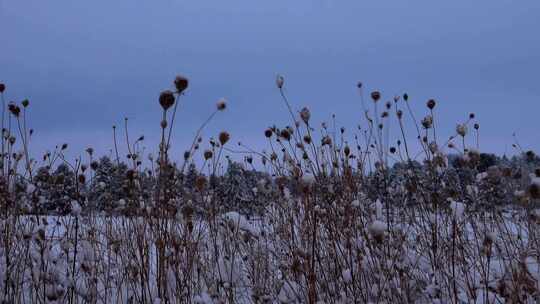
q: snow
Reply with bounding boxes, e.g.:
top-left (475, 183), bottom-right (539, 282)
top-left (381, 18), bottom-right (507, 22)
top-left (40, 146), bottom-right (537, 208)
top-left (450, 200), bottom-right (465, 219)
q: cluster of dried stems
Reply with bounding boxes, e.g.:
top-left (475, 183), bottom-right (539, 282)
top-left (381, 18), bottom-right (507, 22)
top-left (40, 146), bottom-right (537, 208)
top-left (0, 77), bottom-right (539, 304)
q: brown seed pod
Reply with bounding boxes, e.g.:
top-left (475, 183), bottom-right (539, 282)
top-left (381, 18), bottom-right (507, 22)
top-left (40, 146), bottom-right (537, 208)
top-left (174, 75), bottom-right (189, 93)
top-left (8, 104), bottom-right (20, 117)
top-left (300, 107), bottom-right (311, 124)
top-left (219, 131), bottom-right (230, 145)
top-left (159, 90), bottom-right (175, 110)
top-left (195, 175), bottom-right (206, 192)
top-left (203, 150), bottom-right (213, 160)
top-left (427, 99), bottom-right (436, 109)
top-left (371, 91), bottom-right (381, 102)
top-left (344, 145), bottom-right (350, 156)
top-left (264, 128), bottom-right (273, 138)
top-left (280, 129), bottom-right (291, 141)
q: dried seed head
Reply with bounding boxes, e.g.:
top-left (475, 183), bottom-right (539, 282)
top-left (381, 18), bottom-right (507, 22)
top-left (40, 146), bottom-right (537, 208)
top-left (78, 174), bottom-right (86, 184)
top-left (219, 131), bottom-right (230, 145)
top-left (264, 128), bottom-right (273, 138)
top-left (529, 183), bottom-right (540, 199)
top-left (429, 142), bottom-right (438, 153)
top-left (303, 135), bottom-right (312, 144)
top-left (0, 83), bottom-right (5, 93)
top-left (456, 124), bottom-right (468, 137)
top-left (357, 82), bottom-right (363, 89)
top-left (469, 113), bottom-right (475, 119)
top-left (426, 99), bottom-right (436, 109)
top-left (174, 75), bottom-right (189, 93)
top-left (246, 155), bottom-right (253, 164)
top-left (203, 149), bottom-right (213, 160)
top-left (183, 151), bottom-right (190, 160)
top-left (403, 93), bottom-right (409, 101)
top-left (61, 143), bottom-right (68, 150)
top-left (474, 123), bottom-right (479, 130)
top-left (216, 98), bottom-right (227, 111)
top-left (90, 161), bottom-right (99, 171)
top-left (21, 99), bottom-right (29, 108)
top-left (195, 175), bottom-right (206, 191)
top-left (160, 119), bottom-right (167, 129)
top-left (421, 115), bottom-right (433, 129)
top-left (280, 129), bottom-right (291, 141)
top-left (276, 75), bottom-right (284, 89)
top-left (86, 147), bottom-right (94, 155)
top-left (389, 147), bottom-right (396, 154)
top-left (370, 91), bottom-right (381, 102)
top-left (159, 90), bottom-right (175, 111)
top-left (344, 145), bottom-right (351, 156)
top-left (8, 104), bottom-right (20, 117)
top-left (396, 110), bottom-right (403, 119)
top-left (322, 135), bottom-right (332, 146)
top-left (300, 107), bottom-right (311, 124)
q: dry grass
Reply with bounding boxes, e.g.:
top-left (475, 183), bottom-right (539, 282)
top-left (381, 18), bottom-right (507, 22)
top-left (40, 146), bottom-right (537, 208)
top-left (0, 77), bottom-right (539, 303)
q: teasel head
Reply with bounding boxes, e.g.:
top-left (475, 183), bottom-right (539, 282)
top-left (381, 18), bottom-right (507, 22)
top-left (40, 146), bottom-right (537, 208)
top-left (8, 103), bottom-right (20, 117)
top-left (219, 131), bottom-right (230, 145)
top-left (344, 145), bottom-right (351, 156)
top-left (456, 124), bottom-right (468, 137)
top-left (203, 149), bottom-right (213, 160)
top-left (174, 75), bottom-right (189, 93)
top-left (322, 135), bottom-right (332, 146)
top-left (280, 129), bottom-right (291, 141)
top-left (276, 74), bottom-right (284, 89)
top-left (421, 115), bottom-right (433, 129)
top-left (426, 99), bottom-right (436, 110)
top-left (300, 107), bottom-right (311, 124)
top-left (195, 175), bottom-right (207, 192)
top-left (264, 128), bottom-right (273, 138)
top-left (216, 98), bottom-right (227, 111)
top-left (370, 91), bottom-right (381, 102)
top-left (159, 90), bottom-right (175, 111)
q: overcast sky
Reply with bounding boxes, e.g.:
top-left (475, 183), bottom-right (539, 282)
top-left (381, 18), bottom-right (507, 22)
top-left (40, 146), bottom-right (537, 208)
top-left (1, 0), bottom-right (539, 164)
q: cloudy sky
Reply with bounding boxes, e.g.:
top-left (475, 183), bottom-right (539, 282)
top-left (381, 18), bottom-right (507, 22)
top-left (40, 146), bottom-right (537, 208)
top-left (2, 0), bottom-right (539, 164)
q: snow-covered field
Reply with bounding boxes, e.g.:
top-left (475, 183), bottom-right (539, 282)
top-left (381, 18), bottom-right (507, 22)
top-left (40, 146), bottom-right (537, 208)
top-left (1, 198), bottom-right (539, 303)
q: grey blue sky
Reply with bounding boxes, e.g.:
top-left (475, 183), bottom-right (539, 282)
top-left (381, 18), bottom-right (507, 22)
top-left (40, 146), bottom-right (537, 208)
top-left (1, 0), bottom-right (539, 163)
